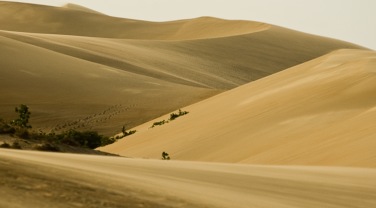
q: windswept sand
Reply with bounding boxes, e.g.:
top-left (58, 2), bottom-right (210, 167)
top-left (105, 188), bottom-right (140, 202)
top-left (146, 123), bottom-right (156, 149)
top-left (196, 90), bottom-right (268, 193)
top-left (100, 49), bottom-right (376, 167)
top-left (1, 2), bottom-right (375, 208)
top-left (1, 149), bottom-right (375, 208)
top-left (0, 2), bottom-right (363, 135)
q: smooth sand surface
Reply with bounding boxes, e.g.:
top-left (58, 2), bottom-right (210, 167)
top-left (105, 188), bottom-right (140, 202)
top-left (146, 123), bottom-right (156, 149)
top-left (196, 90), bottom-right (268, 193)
top-left (100, 49), bottom-right (376, 167)
top-left (0, 2), bottom-right (363, 135)
top-left (1, 149), bottom-right (375, 208)
top-left (1, 2), bottom-right (375, 208)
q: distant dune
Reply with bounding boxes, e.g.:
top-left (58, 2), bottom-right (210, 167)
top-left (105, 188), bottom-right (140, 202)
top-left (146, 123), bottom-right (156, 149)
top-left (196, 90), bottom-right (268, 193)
top-left (100, 49), bottom-right (376, 168)
top-left (61, 3), bottom-right (104, 15)
top-left (1, 2), bottom-right (375, 208)
top-left (0, 2), bottom-right (364, 135)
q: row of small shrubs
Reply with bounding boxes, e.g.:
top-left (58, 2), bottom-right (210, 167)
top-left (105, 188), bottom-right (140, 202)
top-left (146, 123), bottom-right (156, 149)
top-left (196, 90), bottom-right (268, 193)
top-left (1, 128), bottom-right (110, 150)
top-left (1, 105), bottom-right (137, 150)
top-left (0, 141), bottom-right (21, 149)
top-left (169, 109), bottom-right (189, 120)
top-left (99, 126), bottom-right (137, 146)
top-left (151, 109), bottom-right (189, 128)
top-left (151, 120), bottom-right (167, 128)
top-left (28, 130), bottom-right (110, 149)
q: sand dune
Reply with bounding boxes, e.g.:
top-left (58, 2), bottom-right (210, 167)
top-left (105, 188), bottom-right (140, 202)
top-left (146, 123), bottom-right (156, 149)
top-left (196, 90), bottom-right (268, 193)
top-left (61, 3), bottom-right (104, 15)
top-left (0, 3), bottom-right (362, 134)
top-left (1, 2), bottom-right (375, 208)
top-left (0, 2), bottom-right (268, 40)
top-left (1, 149), bottom-right (375, 208)
top-left (100, 49), bottom-right (376, 167)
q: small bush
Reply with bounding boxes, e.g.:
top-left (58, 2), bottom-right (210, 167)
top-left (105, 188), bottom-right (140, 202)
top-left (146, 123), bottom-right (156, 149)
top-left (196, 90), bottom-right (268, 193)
top-left (101, 136), bottom-right (117, 146)
top-left (14, 127), bottom-right (30, 139)
top-left (0, 119), bottom-right (15, 134)
top-left (0, 142), bottom-right (11, 148)
top-left (11, 141), bottom-right (22, 149)
top-left (151, 120), bottom-right (167, 128)
top-left (11, 104), bottom-right (32, 129)
top-left (162, 151), bottom-right (171, 160)
top-left (169, 109), bottom-right (189, 121)
top-left (34, 143), bottom-right (60, 152)
top-left (123, 130), bottom-right (136, 137)
top-left (58, 130), bottom-right (106, 149)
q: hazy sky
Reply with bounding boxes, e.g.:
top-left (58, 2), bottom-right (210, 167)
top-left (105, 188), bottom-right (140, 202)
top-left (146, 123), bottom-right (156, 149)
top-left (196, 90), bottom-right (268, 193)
top-left (2, 0), bottom-right (376, 50)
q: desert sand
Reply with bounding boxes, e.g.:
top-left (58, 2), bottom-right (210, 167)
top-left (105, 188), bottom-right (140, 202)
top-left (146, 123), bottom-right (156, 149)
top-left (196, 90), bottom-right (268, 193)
top-left (1, 2), bottom-right (375, 208)
top-left (100, 49), bottom-right (376, 167)
top-left (1, 149), bottom-right (375, 208)
top-left (0, 2), bottom-right (363, 135)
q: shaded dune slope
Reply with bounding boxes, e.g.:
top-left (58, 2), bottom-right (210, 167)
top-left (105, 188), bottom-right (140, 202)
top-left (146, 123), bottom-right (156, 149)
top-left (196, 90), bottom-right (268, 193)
top-left (0, 2), bottom-right (364, 135)
top-left (100, 49), bottom-right (376, 167)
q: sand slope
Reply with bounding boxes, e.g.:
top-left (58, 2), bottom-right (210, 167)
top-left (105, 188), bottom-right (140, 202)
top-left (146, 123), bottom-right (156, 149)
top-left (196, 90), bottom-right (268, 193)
top-left (100, 49), bottom-right (376, 167)
top-left (1, 149), bottom-right (375, 208)
top-left (0, 2), bottom-right (365, 135)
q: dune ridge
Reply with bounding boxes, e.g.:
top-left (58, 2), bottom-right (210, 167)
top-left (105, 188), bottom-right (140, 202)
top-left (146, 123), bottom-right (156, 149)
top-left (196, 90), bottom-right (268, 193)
top-left (99, 49), bottom-right (376, 167)
top-left (0, 2), bottom-right (364, 135)
top-left (0, 2), bottom-right (375, 208)
top-left (62, 3), bottom-right (104, 15)
top-left (0, 2), bottom-right (268, 40)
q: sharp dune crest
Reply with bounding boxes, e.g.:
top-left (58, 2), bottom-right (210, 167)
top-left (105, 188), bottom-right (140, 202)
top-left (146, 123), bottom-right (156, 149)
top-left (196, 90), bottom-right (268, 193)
top-left (100, 49), bottom-right (376, 167)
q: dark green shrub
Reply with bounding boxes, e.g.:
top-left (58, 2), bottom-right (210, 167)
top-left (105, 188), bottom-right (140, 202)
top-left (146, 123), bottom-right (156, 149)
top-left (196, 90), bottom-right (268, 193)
top-left (59, 130), bottom-right (105, 149)
top-left (151, 120), bottom-right (167, 128)
top-left (162, 151), bottom-right (171, 160)
top-left (100, 136), bottom-right (117, 146)
top-left (123, 130), bottom-right (136, 137)
top-left (169, 109), bottom-right (189, 121)
top-left (11, 104), bottom-right (32, 129)
top-left (14, 127), bottom-right (30, 139)
top-left (11, 141), bottom-right (22, 149)
top-left (0, 142), bottom-right (11, 148)
top-left (120, 126), bottom-right (136, 137)
top-left (0, 119), bottom-right (15, 134)
top-left (34, 143), bottom-right (60, 152)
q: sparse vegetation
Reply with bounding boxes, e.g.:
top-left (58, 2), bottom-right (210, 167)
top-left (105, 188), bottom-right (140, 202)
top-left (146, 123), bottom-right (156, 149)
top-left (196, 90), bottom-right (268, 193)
top-left (0, 141), bottom-right (22, 149)
top-left (11, 141), bottom-right (22, 149)
top-left (0, 118), bottom-right (15, 134)
top-left (11, 104), bottom-right (32, 129)
top-left (121, 126), bottom-right (136, 137)
top-left (33, 143), bottom-right (60, 152)
top-left (150, 109), bottom-right (189, 128)
top-left (169, 109), bottom-right (189, 121)
top-left (100, 136), bottom-right (117, 146)
top-left (151, 120), bottom-right (167, 128)
top-left (1, 104), bottom-right (112, 151)
top-left (162, 151), bottom-right (171, 160)
top-left (0, 142), bottom-right (11, 148)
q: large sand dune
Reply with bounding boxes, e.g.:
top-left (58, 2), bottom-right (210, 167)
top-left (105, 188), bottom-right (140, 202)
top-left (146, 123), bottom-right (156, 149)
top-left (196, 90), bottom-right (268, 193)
top-left (1, 149), bottom-right (375, 208)
top-left (1, 2), bottom-right (375, 207)
top-left (0, 2), bottom-right (363, 135)
top-left (100, 49), bottom-right (376, 167)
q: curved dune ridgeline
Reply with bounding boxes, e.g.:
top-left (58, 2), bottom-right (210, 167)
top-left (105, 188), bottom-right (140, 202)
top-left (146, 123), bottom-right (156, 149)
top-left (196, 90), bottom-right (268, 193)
top-left (100, 49), bottom-right (376, 168)
top-left (1, 2), bottom-right (375, 208)
top-left (0, 2), bottom-right (364, 135)
top-left (0, 2), bottom-right (268, 40)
